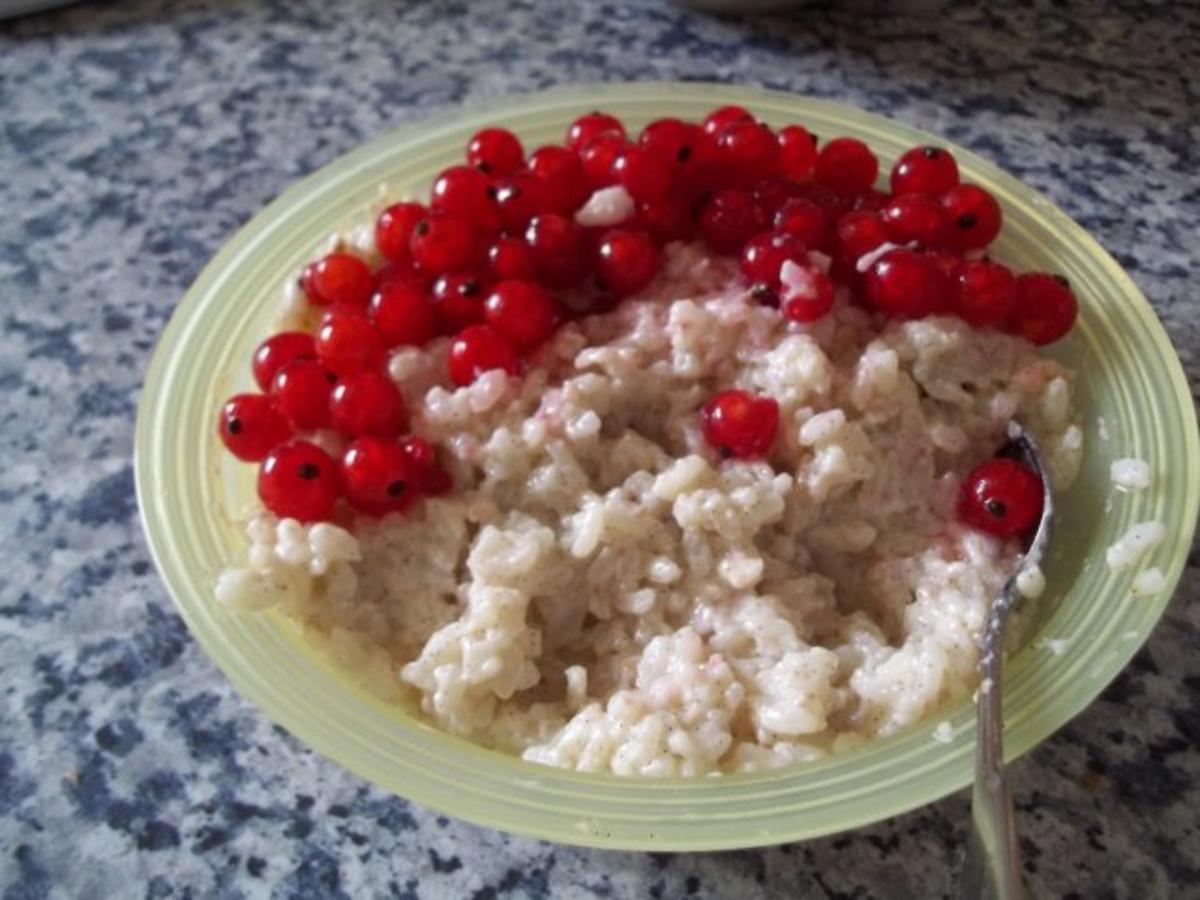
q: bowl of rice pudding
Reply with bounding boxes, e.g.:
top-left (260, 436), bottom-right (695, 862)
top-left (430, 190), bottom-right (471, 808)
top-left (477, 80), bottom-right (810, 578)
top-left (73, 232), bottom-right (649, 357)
top-left (135, 83), bottom-right (1200, 849)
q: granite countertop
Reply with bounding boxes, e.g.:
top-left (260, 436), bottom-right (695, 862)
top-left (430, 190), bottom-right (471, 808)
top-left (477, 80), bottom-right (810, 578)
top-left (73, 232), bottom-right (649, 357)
top-left (2, 0), bottom-right (1197, 896)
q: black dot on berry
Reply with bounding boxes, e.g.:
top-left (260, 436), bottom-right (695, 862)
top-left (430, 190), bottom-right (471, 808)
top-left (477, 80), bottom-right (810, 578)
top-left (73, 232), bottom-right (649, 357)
top-left (985, 499), bottom-right (1007, 518)
top-left (485, 182), bottom-right (498, 198)
top-left (415, 220), bottom-right (430, 236)
top-left (718, 446), bottom-right (733, 460)
top-left (462, 279), bottom-right (481, 296)
top-left (1053, 274), bottom-right (1070, 288)
top-left (227, 417), bottom-right (242, 435)
top-left (922, 147), bottom-right (942, 159)
top-left (677, 145), bottom-right (692, 163)
top-left (387, 480), bottom-right (407, 497)
top-left (751, 283), bottom-right (778, 307)
top-left (325, 372), bottom-right (338, 384)
top-left (297, 463), bottom-right (320, 481)
top-left (958, 213), bottom-right (978, 229)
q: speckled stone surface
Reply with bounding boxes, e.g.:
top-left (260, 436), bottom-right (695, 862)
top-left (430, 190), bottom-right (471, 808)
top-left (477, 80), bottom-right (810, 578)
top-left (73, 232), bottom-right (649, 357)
top-left (2, 0), bottom-right (1197, 897)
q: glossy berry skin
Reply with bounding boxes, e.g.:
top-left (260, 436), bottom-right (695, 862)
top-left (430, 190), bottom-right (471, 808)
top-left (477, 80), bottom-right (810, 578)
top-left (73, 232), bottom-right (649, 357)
top-left (717, 121), bottom-right (780, 185)
top-left (218, 393), bottom-right (291, 462)
top-left (835, 211), bottom-right (890, 260)
top-left (863, 248), bottom-right (951, 318)
top-left (340, 436), bottom-right (415, 515)
top-left (751, 177), bottom-right (804, 221)
top-left (578, 133), bottom-right (629, 190)
top-left (781, 267), bottom-right (836, 323)
top-left (487, 237), bottom-right (539, 281)
top-left (700, 389), bottom-right (779, 459)
top-left (527, 145), bottom-right (589, 213)
top-left (1007, 273), bottom-right (1078, 345)
top-left (399, 435), bottom-right (452, 496)
top-left (702, 105), bottom-right (755, 136)
top-left (270, 360), bottom-right (336, 431)
top-left (258, 440), bottom-right (341, 522)
top-left (430, 165), bottom-right (500, 230)
top-left (940, 184), bottom-right (1002, 251)
top-left (373, 260), bottom-right (426, 293)
top-left (777, 124), bottom-right (819, 182)
top-left (252, 332), bottom-right (316, 392)
top-left (447, 324), bottom-right (520, 386)
top-left (853, 189), bottom-right (890, 212)
top-left (954, 260), bottom-right (1016, 329)
top-left (369, 280), bottom-right (438, 348)
top-left (958, 458), bottom-right (1043, 538)
top-left (299, 253), bottom-right (373, 307)
top-left (483, 280), bottom-right (560, 350)
top-left (568, 111), bottom-right (626, 151)
top-left (879, 193), bottom-right (949, 247)
top-left (613, 145), bottom-right (674, 204)
top-left (891, 146), bottom-right (960, 196)
top-left (375, 202), bottom-right (427, 264)
top-left (466, 127), bottom-right (524, 176)
top-left (410, 215), bottom-right (479, 275)
top-left (698, 189), bottom-right (764, 255)
top-left (774, 198), bottom-right (831, 249)
top-left (594, 229), bottom-right (660, 297)
top-left (315, 310), bottom-right (385, 376)
top-left (329, 370), bottom-right (408, 436)
top-left (740, 231), bottom-right (808, 287)
top-left (493, 173), bottom-right (555, 233)
top-left (524, 213), bottom-right (587, 288)
top-left (636, 194), bottom-right (694, 245)
top-left (814, 137), bottom-right (879, 197)
top-left (430, 271), bottom-right (489, 334)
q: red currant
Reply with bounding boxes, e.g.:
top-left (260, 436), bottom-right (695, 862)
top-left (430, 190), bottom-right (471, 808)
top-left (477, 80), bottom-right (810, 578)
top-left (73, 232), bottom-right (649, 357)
top-left (410, 215), bottom-right (479, 275)
top-left (702, 105), bottom-right (755, 136)
top-left (340, 436), bottom-right (415, 515)
top-left (863, 248), bottom-right (951, 318)
top-left (259, 440), bottom-right (341, 521)
top-left (613, 145), bottom-right (674, 204)
top-left (774, 198), bottom-right (832, 249)
top-left (1007, 273), bottom-right (1077, 345)
top-left (299, 253), bottom-right (373, 307)
top-left (492, 173), bottom-right (555, 232)
top-left (524, 213), bottom-right (587, 288)
top-left (399, 435), bottom-right (452, 496)
top-left (740, 231), bottom-right (808, 287)
top-left (568, 111), bottom-right (627, 151)
top-left (836, 210), bottom-right (890, 260)
top-left (447, 324), bottom-right (520, 386)
top-left (483, 280), bottom-right (560, 350)
top-left (218, 393), bottom-right (291, 462)
top-left (527, 145), bottom-right (589, 214)
top-left (717, 121), bottom-right (780, 185)
top-left (639, 120), bottom-right (716, 193)
top-left (270, 360), bottom-right (336, 431)
top-left (369, 280), bottom-right (438, 348)
top-left (466, 127), bottom-right (524, 177)
top-left (252, 332), bottom-right (316, 392)
top-left (751, 177), bottom-right (803, 221)
top-left (940, 184), bottom-right (1002, 251)
top-left (375, 202), bottom-right (427, 264)
top-left (777, 125), bottom-right (818, 182)
top-left (373, 259), bottom-right (426, 292)
top-left (853, 189), bottom-right (890, 212)
top-left (578, 133), bottom-right (629, 190)
top-left (698, 189), bottom-right (764, 255)
top-left (814, 137), bottom-right (879, 196)
top-left (891, 146), bottom-right (960, 196)
top-left (700, 389), bottom-right (778, 459)
top-left (958, 458), bottom-right (1043, 538)
top-left (879, 193), bottom-right (950, 247)
top-left (487, 237), bottom-right (539, 281)
top-left (636, 194), bottom-right (695, 245)
top-left (315, 310), bottom-right (385, 375)
top-left (954, 260), bottom-right (1016, 329)
top-left (781, 267), bottom-right (836, 323)
top-left (329, 370), bottom-right (408, 437)
top-left (430, 271), bottom-right (489, 334)
top-left (594, 228), bottom-right (660, 297)
top-left (430, 165), bottom-right (500, 230)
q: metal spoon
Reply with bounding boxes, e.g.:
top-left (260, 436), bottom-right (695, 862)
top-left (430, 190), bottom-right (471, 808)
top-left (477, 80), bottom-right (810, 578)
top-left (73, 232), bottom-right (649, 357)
top-left (961, 424), bottom-right (1055, 900)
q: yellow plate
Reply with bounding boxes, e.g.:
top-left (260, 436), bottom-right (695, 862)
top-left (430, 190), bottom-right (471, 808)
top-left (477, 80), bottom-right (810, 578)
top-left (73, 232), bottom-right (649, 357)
top-left (135, 82), bottom-right (1199, 850)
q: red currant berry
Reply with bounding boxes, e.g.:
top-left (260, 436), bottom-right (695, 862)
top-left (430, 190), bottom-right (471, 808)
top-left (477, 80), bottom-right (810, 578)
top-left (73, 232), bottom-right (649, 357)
top-left (259, 440), bottom-right (341, 521)
top-left (879, 193), bottom-right (950, 247)
top-left (492, 173), bottom-right (555, 232)
top-left (252, 332), bottom-right (316, 392)
top-left (369, 280), bottom-right (438, 348)
top-left (1007, 273), bottom-right (1078, 345)
top-left (430, 271), bottom-right (489, 334)
top-left (702, 105), bottom-right (755, 136)
top-left (853, 189), bottom-right (890, 212)
top-left (410, 215), bottom-right (479, 275)
top-left (315, 310), bottom-right (385, 375)
top-left (578, 133), bottom-right (629, 190)
top-left (925, 250), bottom-right (964, 281)
top-left (568, 111), bottom-right (627, 151)
top-left (953, 260), bottom-right (1016, 329)
top-left (613, 145), bottom-right (675, 204)
top-left (639, 119), bottom-right (714, 190)
top-left (594, 228), bottom-right (660, 297)
top-left (740, 231), bottom-right (808, 286)
top-left (373, 259), bottom-right (426, 292)
top-left (697, 189), bottom-right (765, 255)
top-left (780, 267), bottom-right (836, 323)
top-left (447, 324), bottom-right (520, 386)
top-left (636, 194), bottom-right (695, 245)
top-left (700, 389), bottom-right (779, 459)
top-left (467, 127), bottom-right (524, 177)
top-left (483, 280), bottom-right (560, 350)
top-left (340, 436), bottom-right (415, 515)
top-left (527, 145), bottom-right (589, 213)
top-left (863, 248), bottom-right (951, 318)
top-left (774, 198), bottom-right (832, 249)
top-left (891, 146), bottom-right (960, 196)
top-left (796, 182), bottom-right (851, 215)
top-left (751, 177), bottom-right (804, 221)
top-left (958, 458), bottom-right (1043, 538)
top-left (399, 435), bottom-right (452, 496)
top-left (835, 210), bottom-right (890, 260)
top-left (430, 165), bottom-right (500, 230)
top-left (525, 213), bottom-right (587, 288)
top-left (218, 393), bottom-right (291, 462)
top-left (329, 370), bottom-right (408, 437)
top-left (940, 184), bottom-right (1002, 251)
top-left (814, 137), bottom-right (879, 196)
top-left (487, 237), bottom-right (539, 281)
top-left (270, 360), bottom-right (336, 431)
top-left (777, 124), bottom-right (819, 182)
top-left (717, 121), bottom-right (780, 185)
top-left (375, 202), bottom-right (427, 264)
top-left (299, 253), bottom-right (373, 307)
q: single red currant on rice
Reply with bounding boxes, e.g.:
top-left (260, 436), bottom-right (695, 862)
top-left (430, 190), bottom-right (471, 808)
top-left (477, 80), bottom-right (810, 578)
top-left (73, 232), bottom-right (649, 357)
top-left (594, 228), bottom-right (660, 297)
top-left (1007, 273), bottom-right (1078, 345)
top-left (315, 309), bottom-right (385, 375)
top-left (958, 458), bottom-right (1043, 538)
top-left (399, 435), bottom-right (452, 496)
top-left (781, 267), bottom-right (836, 323)
top-left (527, 145), bottom-right (589, 213)
top-left (410, 214), bottom-right (479, 275)
top-left (483, 280), bottom-right (560, 350)
top-left (369, 280), bottom-right (439, 348)
top-left (329, 370), bottom-right (408, 437)
top-left (340, 436), bottom-right (415, 516)
top-left (258, 439), bottom-right (341, 521)
top-left (430, 165), bottom-right (501, 230)
top-left (700, 389), bottom-right (779, 459)
top-left (954, 260), bottom-right (1016, 329)
top-left (864, 248), bottom-right (951, 318)
top-left (466, 127), bottom-right (524, 176)
top-left (814, 137), bottom-right (879, 197)
top-left (777, 124), bottom-right (819, 182)
top-left (430, 271), bottom-right (489, 334)
top-left (636, 193), bottom-right (695, 245)
top-left (702, 105), bottom-right (755, 136)
top-left (375, 202), bottom-right (427, 264)
top-left (487, 237), bottom-right (539, 281)
top-left (774, 198), bottom-right (832, 250)
top-left (525, 213), bottom-right (588, 288)
top-left (218, 393), bottom-right (291, 462)
top-left (447, 324), bottom-right (520, 386)
top-left (270, 359), bottom-right (336, 431)
top-left (698, 189), bottom-right (764, 255)
top-left (890, 146), bottom-right (960, 196)
top-left (613, 145), bottom-right (675, 205)
top-left (740, 231), bottom-right (808, 287)
top-left (567, 111), bottom-right (627, 151)
top-left (940, 184), bottom-right (1002, 251)
top-left (835, 210), bottom-right (890, 260)
top-left (252, 331), bottom-right (316, 392)
top-left (299, 253), bottom-right (374, 307)
top-left (716, 121), bottom-right (780, 185)
top-left (578, 133), bottom-right (629, 190)
top-left (879, 193), bottom-right (950, 247)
